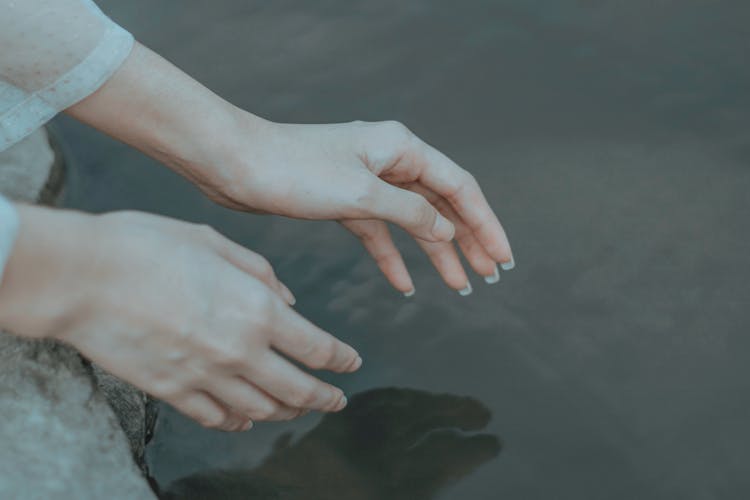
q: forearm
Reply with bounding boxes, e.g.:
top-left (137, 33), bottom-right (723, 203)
top-left (65, 42), bottom-right (264, 200)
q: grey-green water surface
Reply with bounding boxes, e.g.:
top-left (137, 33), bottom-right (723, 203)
top-left (57, 1), bottom-right (750, 498)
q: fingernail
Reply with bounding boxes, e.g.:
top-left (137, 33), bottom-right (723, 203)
top-left (484, 266), bottom-right (500, 284)
top-left (404, 289), bottom-right (415, 298)
top-left (431, 215), bottom-right (455, 241)
top-left (501, 256), bottom-right (515, 271)
top-left (458, 282), bottom-right (473, 297)
top-left (346, 356), bottom-right (362, 373)
top-left (281, 284), bottom-right (296, 305)
top-left (242, 420), bottom-right (254, 431)
top-left (337, 395), bottom-right (348, 411)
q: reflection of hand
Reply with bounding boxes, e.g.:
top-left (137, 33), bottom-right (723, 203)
top-left (0, 206), bottom-right (360, 431)
top-left (68, 43), bottom-right (514, 297)
top-left (163, 388), bottom-right (501, 499)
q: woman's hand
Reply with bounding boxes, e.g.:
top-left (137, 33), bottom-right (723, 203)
top-left (0, 205), bottom-right (360, 431)
top-left (210, 118), bottom-right (515, 296)
top-left (67, 43), bottom-right (513, 296)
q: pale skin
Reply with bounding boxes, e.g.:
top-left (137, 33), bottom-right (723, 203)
top-left (0, 42), bottom-right (513, 431)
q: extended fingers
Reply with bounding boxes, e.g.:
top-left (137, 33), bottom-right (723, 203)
top-left (197, 276), bottom-right (356, 415)
top-left (271, 305), bottom-right (362, 373)
top-left (416, 239), bottom-right (472, 295)
top-left (405, 183), bottom-right (499, 281)
top-left (247, 351), bottom-right (348, 412)
top-left (204, 376), bottom-right (301, 422)
top-left (341, 219), bottom-right (415, 295)
top-left (401, 137), bottom-right (514, 266)
top-left (170, 391), bottom-right (253, 431)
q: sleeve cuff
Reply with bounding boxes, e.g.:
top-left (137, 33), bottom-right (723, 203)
top-left (0, 23), bottom-right (134, 151)
top-left (0, 195), bottom-right (19, 285)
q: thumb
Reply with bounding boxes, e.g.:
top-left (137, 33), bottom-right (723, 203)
top-left (367, 181), bottom-right (455, 242)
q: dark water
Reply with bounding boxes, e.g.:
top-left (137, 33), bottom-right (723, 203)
top-left (56, 1), bottom-right (750, 498)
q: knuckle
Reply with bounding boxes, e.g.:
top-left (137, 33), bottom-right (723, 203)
top-left (196, 409), bottom-right (228, 429)
top-left (352, 178), bottom-right (383, 215)
top-left (382, 121), bottom-right (415, 153)
top-left (308, 341), bottom-right (337, 370)
top-left (464, 171), bottom-right (478, 187)
top-left (379, 120), bottom-right (413, 142)
top-left (411, 197), bottom-right (437, 228)
top-left (251, 403), bottom-right (279, 421)
top-left (353, 222), bottom-right (380, 242)
top-left (209, 342), bottom-right (246, 368)
top-left (150, 379), bottom-right (181, 400)
top-left (106, 210), bottom-right (139, 225)
top-left (240, 280), bottom-right (274, 310)
top-left (289, 388), bottom-right (317, 408)
top-left (279, 409), bottom-right (300, 421)
top-left (373, 248), bottom-right (398, 265)
top-left (248, 292), bottom-right (277, 325)
top-left (462, 171), bottom-right (479, 193)
top-left (194, 223), bottom-right (219, 241)
top-left (201, 415), bottom-right (227, 429)
top-left (447, 171), bottom-right (477, 201)
top-left (256, 259), bottom-right (275, 281)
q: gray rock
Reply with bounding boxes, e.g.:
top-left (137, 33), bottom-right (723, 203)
top-left (0, 335), bottom-right (156, 499)
top-left (0, 129), bottom-right (55, 203)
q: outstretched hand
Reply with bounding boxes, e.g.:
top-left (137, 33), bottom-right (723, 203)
top-left (208, 118), bottom-right (515, 295)
top-left (66, 43), bottom-right (513, 295)
top-left (0, 206), bottom-right (361, 431)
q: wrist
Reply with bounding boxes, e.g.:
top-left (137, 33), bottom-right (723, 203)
top-left (66, 42), bottom-right (271, 205)
top-left (0, 205), bottom-right (96, 339)
top-left (167, 106), bottom-right (273, 205)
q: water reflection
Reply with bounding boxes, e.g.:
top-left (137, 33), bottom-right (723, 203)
top-left (161, 388), bottom-right (501, 500)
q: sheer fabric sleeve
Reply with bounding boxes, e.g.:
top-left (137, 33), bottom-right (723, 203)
top-left (0, 0), bottom-right (133, 151)
top-left (0, 195), bottom-right (19, 285)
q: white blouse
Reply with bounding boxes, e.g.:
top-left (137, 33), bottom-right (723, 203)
top-left (0, 195), bottom-right (18, 284)
top-left (0, 0), bottom-right (133, 282)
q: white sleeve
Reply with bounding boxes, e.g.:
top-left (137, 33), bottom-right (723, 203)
top-left (0, 195), bottom-right (19, 284)
top-left (0, 0), bottom-right (133, 152)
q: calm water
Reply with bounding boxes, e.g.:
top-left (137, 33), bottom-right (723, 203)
top-left (57, 1), bottom-right (750, 498)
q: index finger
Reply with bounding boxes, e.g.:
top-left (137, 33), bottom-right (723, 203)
top-left (271, 306), bottom-right (362, 374)
top-left (406, 137), bottom-right (514, 266)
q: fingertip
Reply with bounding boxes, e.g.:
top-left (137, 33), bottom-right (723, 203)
top-left (458, 281), bottom-right (473, 297)
top-left (351, 355), bottom-right (363, 371)
top-left (485, 240), bottom-right (513, 266)
top-left (484, 265), bottom-right (500, 284)
top-left (394, 275), bottom-right (415, 297)
top-left (336, 395), bottom-right (348, 411)
top-left (281, 283), bottom-right (297, 305)
top-left (500, 256), bottom-right (515, 271)
top-left (341, 352), bottom-right (362, 373)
